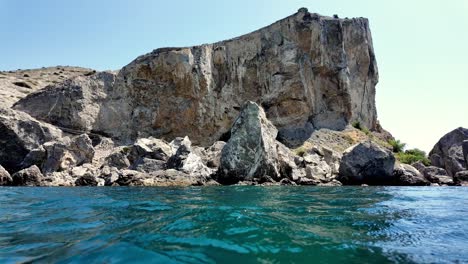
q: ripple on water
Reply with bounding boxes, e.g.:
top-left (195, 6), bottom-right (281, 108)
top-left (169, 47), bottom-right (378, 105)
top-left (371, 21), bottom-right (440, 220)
top-left (0, 186), bottom-right (466, 263)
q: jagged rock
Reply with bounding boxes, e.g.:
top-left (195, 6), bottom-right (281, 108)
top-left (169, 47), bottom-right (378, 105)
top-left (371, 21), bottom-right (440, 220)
top-left (200, 141), bottom-right (226, 168)
top-left (14, 10), bottom-right (379, 146)
top-left (167, 137), bottom-right (212, 178)
top-left (99, 166), bottom-right (120, 186)
top-left (411, 160), bottom-right (427, 174)
top-left (463, 140), bottom-right (468, 166)
top-left (103, 149), bottom-right (131, 169)
top-left (42, 134), bottom-right (95, 173)
top-left (303, 152), bottom-right (333, 181)
top-left (128, 137), bottom-right (173, 163)
top-left (393, 163), bottom-right (430, 186)
top-left (0, 108), bottom-right (63, 172)
top-left (130, 158), bottom-right (165, 173)
top-left (429, 127), bottom-right (468, 176)
top-left (218, 102), bottom-right (280, 184)
top-left (0, 165), bottom-right (12, 186)
top-left (0, 66), bottom-right (93, 108)
top-left (338, 141), bottom-right (396, 185)
top-left (422, 166), bottom-right (453, 185)
top-left (13, 72), bottom-right (130, 138)
top-left (20, 146), bottom-right (46, 169)
top-left (75, 175), bottom-right (99, 186)
top-left (12, 165), bottom-right (43, 186)
top-left (454, 170), bottom-right (468, 186)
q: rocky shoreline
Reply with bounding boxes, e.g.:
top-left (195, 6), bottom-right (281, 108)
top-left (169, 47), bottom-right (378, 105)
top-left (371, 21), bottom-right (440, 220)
top-left (1, 8), bottom-right (467, 187)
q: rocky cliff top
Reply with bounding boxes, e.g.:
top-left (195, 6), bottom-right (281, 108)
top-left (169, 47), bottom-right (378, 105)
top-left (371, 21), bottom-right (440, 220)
top-left (0, 66), bottom-right (95, 107)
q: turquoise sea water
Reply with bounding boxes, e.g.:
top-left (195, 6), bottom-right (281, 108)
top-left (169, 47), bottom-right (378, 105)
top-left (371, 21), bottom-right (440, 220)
top-left (0, 187), bottom-right (467, 264)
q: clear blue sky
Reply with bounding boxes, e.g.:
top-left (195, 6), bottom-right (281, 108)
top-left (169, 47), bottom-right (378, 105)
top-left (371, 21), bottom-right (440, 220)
top-left (1, 0), bottom-right (467, 152)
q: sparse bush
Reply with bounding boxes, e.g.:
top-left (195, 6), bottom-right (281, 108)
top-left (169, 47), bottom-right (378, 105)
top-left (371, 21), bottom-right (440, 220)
top-left (294, 146), bottom-right (306, 157)
top-left (396, 148), bottom-right (431, 166)
top-left (388, 139), bottom-right (406, 153)
top-left (352, 121), bottom-right (362, 130)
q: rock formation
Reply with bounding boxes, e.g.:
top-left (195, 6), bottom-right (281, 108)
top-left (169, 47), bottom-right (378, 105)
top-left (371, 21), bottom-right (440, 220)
top-left (338, 141), bottom-right (395, 185)
top-left (429, 127), bottom-right (468, 176)
top-left (218, 101), bottom-right (281, 183)
top-left (6, 8), bottom-right (455, 187)
top-left (14, 8), bottom-right (378, 146)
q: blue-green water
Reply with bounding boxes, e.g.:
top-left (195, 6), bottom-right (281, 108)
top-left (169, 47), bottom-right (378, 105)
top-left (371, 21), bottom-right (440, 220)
top-left (0, 187), bottom-right (467, 264)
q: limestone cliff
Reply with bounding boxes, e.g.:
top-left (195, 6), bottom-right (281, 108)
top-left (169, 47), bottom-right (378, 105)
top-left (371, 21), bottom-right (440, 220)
top-left (14, 8), bottom-right (379, 146)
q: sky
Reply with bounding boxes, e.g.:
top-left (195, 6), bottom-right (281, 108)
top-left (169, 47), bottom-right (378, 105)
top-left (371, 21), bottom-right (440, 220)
top-left (0, 0), bottom-right (467, 152)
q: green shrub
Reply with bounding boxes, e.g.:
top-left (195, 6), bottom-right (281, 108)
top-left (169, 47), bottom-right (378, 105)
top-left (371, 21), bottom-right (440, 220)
top-left (294, 146), bottom-right (306, 157)
top-left (388, 139), bottom-right (406, 153)
top-left (352, 121), bottom-right (362, 130)
top-left (396, 148), bottom-right (431, 166)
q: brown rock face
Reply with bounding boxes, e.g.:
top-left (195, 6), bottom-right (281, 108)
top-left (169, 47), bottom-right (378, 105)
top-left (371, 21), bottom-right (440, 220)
top-left (14, 9), bottom-right (379, 146)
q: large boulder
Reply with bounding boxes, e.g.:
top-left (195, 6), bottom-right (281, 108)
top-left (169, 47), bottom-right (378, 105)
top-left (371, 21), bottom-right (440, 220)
top-left (429, 127), bottom-right (468, 176)
top-left (0, 165), bottom-right (12, 186)
top-left (13, 72), bottom-right (132, 140)
top-left (422, 166), bottom-right (454, 185)
top-left (127, 137), bottom-right (173, 164)
top-left (42, 134), bottom-right (95, 173)
top-left (393, 163), bottom-right (430, 186)
top-left (0, 108), bottom-right (62, 172)
top-left (12, 165), bottom-right (44, 186)
top-left (13, 9), bottom-right (379, 146)
top-left (454, 170), bottom-right (468, 186)
top-left (463, 140), bottom-right (468, 166)
top-left (338, 141), bottom-right (396, 185)
top-left (218, 102), bottom-right (280, 184)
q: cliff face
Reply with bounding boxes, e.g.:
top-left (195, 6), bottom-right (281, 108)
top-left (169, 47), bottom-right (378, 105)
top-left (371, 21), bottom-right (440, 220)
top-left (14, 8), bottom-right (378, 146)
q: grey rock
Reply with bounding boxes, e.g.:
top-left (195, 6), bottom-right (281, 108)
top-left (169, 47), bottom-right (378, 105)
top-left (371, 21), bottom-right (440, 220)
top-left (422, 166), bottom-right (453, 185)
top-left (393, 163), bottom-right (430, 186)
top-left (429, 127), bottom-right (468, 176)
top-left (42, 134), bottom-right (95, 173)
top-left (454, 170), bottom-right (468, 186)
top-left (13, 72), bottom-right (130, 139)
top-left (75, 175), bottom-right (99, 186)
top-left (0, 165), bottom-right (12, 186)
top-left (128, 137), bottom-right (173, 163)
top-left (167, 137), bottom-right (212, 178)
top-left (463, 140), bottom-right (468, 166)
top-left (20, 146), bottom-right (46, 169)
top-left (130, 158), bottom-right (165, 173)
top-left (338, 141), bottom-right (396, 185)
top-left (218, 102), bottom-right (280, 184)
top-left (201, 141), bottom-right (226, 168)
top-left (411, 160), bottom-right (427, 174)
top-left (104, 149), bottom-right (131, 169)
top-left (0, 108), bottom-right (62, 172)
top-left (14, 10), bottom-right (379, 147)
top-left (12, 165), bottom-right (43, 186)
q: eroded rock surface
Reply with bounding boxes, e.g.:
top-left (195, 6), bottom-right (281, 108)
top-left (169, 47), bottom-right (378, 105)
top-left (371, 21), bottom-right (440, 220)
top-left (338, 141), bottom-right (395, 185)
top-left (14, 9), bottom-right (379, 146)
top-left (0, 108), bottom-right (63, 172)
top-left (429, 127), bottom-right (468, 176)
top-left (218, 102), bottom-right (280, 184)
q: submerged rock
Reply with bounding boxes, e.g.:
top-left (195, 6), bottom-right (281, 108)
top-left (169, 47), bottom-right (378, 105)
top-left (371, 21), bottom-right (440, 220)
top-left (338, 141), bottom-right (395, 185)
top-left (218, 102), bottom-right (280, 184)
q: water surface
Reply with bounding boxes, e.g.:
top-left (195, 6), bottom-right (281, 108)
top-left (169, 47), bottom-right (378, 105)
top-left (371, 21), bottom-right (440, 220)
top-left (0, 187), bottom-right (467, 263)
